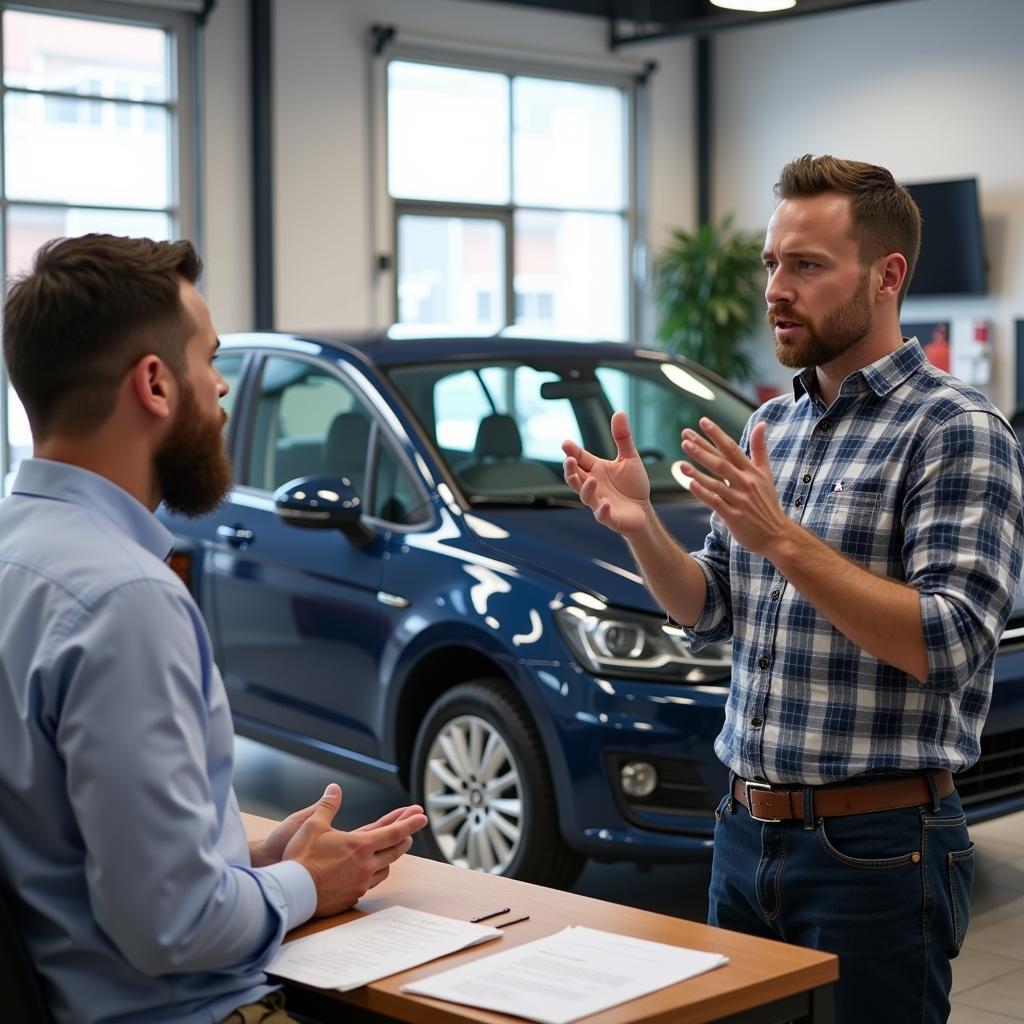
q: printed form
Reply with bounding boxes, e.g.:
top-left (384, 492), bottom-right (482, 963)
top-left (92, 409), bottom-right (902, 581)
top-left (402, 925), bottom-right (729, 1024)
top-left (266, 905), bottom-right (501, 991)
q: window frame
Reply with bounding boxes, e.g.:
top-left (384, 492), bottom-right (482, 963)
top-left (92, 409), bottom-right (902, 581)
top-left (373, 42), bottom-right (647, 344)
top-left (0, 0), bottom-right (200, 487)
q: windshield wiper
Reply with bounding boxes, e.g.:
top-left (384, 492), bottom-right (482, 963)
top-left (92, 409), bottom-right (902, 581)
top-left (467, 494), bottom-right (581, 509)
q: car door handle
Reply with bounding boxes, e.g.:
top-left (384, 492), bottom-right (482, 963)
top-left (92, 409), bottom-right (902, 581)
top-left (216, 524), bottom-right (255, 548)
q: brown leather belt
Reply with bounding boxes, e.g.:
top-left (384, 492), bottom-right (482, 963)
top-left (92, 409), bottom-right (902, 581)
top-left (732, 770), bottom-right (955, 822)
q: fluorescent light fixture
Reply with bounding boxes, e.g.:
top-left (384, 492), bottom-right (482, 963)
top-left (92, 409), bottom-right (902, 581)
top-left (711, 0), bottom-right (796, 11)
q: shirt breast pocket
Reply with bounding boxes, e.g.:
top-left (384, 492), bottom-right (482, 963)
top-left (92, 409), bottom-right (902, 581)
top-left (821, 490), bottom-right (882, 549)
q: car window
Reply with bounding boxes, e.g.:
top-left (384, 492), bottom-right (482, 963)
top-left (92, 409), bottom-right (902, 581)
top-left (388, 354), bottom-right (752, 499)
top-left (434, 369), bottom-right (494, 453)
top-left (214, 353), bottom-right (245, 426)
top-left (372, 440), bottom-right (430, 526)
top-left (246, 356), bottom-right (373, 494)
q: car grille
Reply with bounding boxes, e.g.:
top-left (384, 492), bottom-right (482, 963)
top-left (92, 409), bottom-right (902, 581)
top-left (957, 728), bottom-right (1024, 807)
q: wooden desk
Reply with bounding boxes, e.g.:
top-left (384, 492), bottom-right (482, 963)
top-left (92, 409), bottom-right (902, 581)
top-left (243, 813), bottom-right (836, 1024)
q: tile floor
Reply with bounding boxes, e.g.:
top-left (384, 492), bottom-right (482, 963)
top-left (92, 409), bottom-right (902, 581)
top-left (233, 737), bottom-right (1024, 1022)
top-left (949, 812), bottom-right (1024, 1023)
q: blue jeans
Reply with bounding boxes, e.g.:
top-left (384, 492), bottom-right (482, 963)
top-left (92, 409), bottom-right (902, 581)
top-left (708, 784), bottom-right (975, 1024)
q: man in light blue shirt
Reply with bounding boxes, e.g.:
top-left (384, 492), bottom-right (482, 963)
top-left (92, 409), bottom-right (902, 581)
top-left (0, 234), bottom-right (428, 1024)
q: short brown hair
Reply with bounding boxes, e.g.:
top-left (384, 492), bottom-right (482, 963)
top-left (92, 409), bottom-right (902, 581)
top-left (3, 234), bottom-right (202, 440)
top-left (775, 154), bottom-right (922, 307)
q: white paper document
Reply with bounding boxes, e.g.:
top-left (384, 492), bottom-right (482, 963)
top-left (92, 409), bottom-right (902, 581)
top-left (401, 925), bottom-right (729, 1024)
top-left (266, 905), bottom-right (502, 991)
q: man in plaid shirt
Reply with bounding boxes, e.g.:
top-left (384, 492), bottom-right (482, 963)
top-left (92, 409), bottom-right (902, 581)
top-left (563, 154), bottom-right (1024, 1024)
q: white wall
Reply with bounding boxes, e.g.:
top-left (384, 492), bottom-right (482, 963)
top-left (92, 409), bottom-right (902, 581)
top-left (261, 0), bottom-right (694, 334)
top-left (712, 0), bottom-right (1024, 411)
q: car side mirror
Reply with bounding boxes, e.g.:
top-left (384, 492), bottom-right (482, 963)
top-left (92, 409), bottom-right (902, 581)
top-left (273, 474), bottom-right (375, 547)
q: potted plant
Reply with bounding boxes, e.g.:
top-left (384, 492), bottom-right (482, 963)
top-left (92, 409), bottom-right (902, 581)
top-left (653, 216), bottom-right (765, 384)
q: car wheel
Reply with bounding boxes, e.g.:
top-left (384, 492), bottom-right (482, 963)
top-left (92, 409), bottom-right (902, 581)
top-left (411, 680), bottom-right (585, 889)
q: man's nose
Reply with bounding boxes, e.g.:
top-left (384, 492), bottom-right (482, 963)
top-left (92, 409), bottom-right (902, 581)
top-left (765, 267), bottom-right (794, 306)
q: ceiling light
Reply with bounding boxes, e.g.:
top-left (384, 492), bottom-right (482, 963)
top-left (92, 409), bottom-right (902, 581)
top-left (710, 0), bottom-right (797, 12)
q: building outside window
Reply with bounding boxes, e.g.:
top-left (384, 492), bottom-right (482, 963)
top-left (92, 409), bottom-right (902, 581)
top-left (0, 0), bottom-right (197, 490)
top-left (385, 54), bottom-right (639, 342)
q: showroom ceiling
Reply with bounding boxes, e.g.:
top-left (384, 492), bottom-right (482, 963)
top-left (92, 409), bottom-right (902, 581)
top-left (464, 0), bottom-right (911, 47)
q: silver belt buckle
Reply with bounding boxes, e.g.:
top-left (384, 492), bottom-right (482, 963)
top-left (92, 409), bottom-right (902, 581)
top-left (745, 780), bottom-right (782, 823)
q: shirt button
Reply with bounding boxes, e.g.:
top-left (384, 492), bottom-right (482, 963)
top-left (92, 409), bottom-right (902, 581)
top-left (770, 589), bottom-right (781, 600)
top-left (794, 497), bottom-right (803, 507)
top-left (802, 474), bottom-right (811, 484)
top-left (758, 656), bottom-right (769, 669)
top-left (750, 716), bottom-right (763, 729)
top-left (819, 420), bottom-right (831, 432)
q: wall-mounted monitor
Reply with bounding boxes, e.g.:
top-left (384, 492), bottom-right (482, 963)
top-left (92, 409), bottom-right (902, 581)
top-left (902, 178), bottom-right (986, 297)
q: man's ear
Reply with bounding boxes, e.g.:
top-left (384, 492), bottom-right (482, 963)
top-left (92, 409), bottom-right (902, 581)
top-left (129, 355), bottom-right (175, 421)
top-left (875, 252), bottom-right (908, 306)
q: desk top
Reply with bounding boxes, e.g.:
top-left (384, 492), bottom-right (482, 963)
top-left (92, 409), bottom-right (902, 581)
top-left (243, 812), bottom-right (836, 1024)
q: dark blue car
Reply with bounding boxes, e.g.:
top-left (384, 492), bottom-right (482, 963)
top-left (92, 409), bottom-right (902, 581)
top-left (160, 331), bottom-right (1024, 888)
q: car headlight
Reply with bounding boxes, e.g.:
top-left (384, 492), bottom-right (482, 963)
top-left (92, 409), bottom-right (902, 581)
top-left (554, 601), bottom-right (731, 683)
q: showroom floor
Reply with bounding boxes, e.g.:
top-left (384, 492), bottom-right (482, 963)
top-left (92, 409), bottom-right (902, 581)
top-left (233, 737), bottom-right (1024, 1022)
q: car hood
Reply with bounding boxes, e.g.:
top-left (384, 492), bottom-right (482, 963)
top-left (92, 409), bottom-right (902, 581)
top-left (463, 497), bottom-right (713, 615)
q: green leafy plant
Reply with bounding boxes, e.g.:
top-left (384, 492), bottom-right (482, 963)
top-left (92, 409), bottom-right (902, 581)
top-left (653, 216), bottom-right (765, 383)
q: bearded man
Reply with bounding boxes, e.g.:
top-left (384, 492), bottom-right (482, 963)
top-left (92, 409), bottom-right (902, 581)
top-left (562, 155), bottom-right (1024, 1024)
top-left (0, 235), bottom-right (427, 1024)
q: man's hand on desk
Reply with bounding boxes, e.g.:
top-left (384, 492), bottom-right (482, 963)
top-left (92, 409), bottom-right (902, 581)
top-left (276, 783), bottom-right (428, 916)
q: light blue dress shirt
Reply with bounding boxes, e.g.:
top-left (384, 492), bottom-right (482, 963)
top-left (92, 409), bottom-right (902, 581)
top-left (0, 459), bottom-right (316, 1024)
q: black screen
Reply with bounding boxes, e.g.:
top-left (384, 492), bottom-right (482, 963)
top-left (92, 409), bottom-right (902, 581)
top-left (904, 178), bottom-right (986, 297)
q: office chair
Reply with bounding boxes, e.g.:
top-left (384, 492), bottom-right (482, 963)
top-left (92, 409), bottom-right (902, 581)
top-left (0, 881), bottom-right (51, 1023)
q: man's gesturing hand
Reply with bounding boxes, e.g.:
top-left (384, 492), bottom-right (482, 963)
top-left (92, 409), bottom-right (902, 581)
top-left (281, 783), bottom-right (428, 916)
top-left (679, 418), bottom-right (790, 556)
top-left (562, 411), bottom-right (652, 537)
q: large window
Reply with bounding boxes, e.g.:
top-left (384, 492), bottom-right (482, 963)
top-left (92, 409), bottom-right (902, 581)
top-left (1, 0), bottom-right (197, 489)
top-left (385, 56), bottom-right (636, 343)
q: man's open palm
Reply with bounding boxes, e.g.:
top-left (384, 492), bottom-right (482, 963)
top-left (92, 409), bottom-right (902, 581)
top-left (562, 411), bottom-right (652, 537)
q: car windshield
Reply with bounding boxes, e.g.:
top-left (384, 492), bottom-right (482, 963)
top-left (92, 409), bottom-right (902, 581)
top-left (387, 352), bottom-right (754, 503)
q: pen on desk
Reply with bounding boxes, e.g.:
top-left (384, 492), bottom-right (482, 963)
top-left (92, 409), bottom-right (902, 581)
top-left (495, 915), bottom-right (530, 928)
top-left (470, 907), bottom-right (510, 923)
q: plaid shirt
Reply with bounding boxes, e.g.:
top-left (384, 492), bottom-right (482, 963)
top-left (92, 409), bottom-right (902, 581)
top-left (685, 339), bottom-right (1024, 785)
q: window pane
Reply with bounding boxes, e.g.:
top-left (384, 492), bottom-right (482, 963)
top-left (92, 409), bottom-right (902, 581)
top-left (433, 369), bottom-right (495, 453)
top-left (397, 215), bottom-right (505, 331)
top-left (388, 61), bottom-right (509, 204)
top-left (514, 210), bottom-right (627, 340)
top-left (5, 93), bottom-right (170, 207)
top-left (7, 205), bottom-right (171, 278)
top-left (248, 359), bottom-right (371, 493)
top-left (4, 387), bottom-right (31, 493)
top-left (3, 11), bottom-right (168, 100)
top-left (372, 442), bottom-right (426, 525)
top-left (511, 367), bottom-right (582, 461)
top-left (513, 77), bottom-right (626, 211)
top-left (214, 354), bottom-right (246, 430)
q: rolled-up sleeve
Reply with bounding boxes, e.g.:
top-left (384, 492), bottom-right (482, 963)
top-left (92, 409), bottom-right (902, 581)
top-left (904, 410), bottom-right (1024, 694)
top-left (684, 511), bottom-right (735, 648)
top-left (51, 579), bottom-right (315, 977)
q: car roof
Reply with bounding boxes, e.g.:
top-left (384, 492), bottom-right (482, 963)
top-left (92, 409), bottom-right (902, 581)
top-left (219, 329), bottom-right (667, 370)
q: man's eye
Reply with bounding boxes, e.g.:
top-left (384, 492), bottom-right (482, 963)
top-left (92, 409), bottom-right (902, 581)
top-left (763, 261), bottom-right (776, 272)
top-left (798, 260), bottom-right (817, 270)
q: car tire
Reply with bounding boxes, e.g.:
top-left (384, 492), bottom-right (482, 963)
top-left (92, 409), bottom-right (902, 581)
top-left (411, 679), bottom-right (585, 890)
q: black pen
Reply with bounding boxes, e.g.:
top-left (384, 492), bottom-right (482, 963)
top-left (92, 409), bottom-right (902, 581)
top-left (495, 915), bottom-right (530, 928)
top-left (470, 907), bottom-right (510, 923)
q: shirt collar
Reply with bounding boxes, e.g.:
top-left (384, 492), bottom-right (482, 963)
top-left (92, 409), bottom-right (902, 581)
top-left (791, 337), bottom-right (926, 403)
top-left (11, 458), bottom-right (174, 562)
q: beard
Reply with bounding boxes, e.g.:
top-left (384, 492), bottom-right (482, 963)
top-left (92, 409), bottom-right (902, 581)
top-left (155, 379), bottom-right (233, 518)
top-left (768, 270), bottom-right (873, 369)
